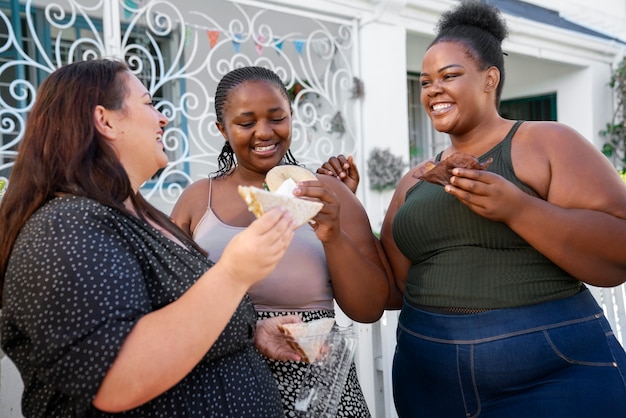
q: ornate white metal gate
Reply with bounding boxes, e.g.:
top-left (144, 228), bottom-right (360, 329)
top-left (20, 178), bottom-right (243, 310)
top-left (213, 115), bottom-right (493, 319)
top-left (0, 0), bottom-right (362, 212)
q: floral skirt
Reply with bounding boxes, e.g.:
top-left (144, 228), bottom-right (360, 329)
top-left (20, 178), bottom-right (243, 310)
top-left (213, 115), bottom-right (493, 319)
top-left (257, 310), bottom-right (371, 418)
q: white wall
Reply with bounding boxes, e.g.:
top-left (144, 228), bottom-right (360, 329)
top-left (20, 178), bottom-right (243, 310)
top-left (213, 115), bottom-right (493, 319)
top-left (358, 20), bottom-right (409, 231)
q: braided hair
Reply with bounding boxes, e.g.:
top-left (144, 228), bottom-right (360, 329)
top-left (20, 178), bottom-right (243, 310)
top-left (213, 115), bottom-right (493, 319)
top-left (213, 66), bottom-right (298, 177)
top-left (431, 0), bottom-right (509, 107)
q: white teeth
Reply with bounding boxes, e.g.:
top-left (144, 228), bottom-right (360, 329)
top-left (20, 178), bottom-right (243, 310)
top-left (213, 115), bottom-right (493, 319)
top-left (432, 103), bottom-right (451, 111)
top-left (156, 134), bottom-right (162, 141)
top-left (255, 144), bottom-right (274, 152)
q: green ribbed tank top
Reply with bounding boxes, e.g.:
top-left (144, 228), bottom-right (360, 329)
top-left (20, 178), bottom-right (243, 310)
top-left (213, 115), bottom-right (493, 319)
top-left (392, 121), bottom-right (581, 309)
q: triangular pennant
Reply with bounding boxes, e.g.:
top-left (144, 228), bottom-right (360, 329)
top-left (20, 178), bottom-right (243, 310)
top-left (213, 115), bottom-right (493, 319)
top-left (232, 33), bottom-right (243, 53)
top-left (255, 36), bottom-right (265, 56)
top-left (207, 30), bottom-right (220, 49)
top-left (274, 38), bottom-right (284, 55)
top-left (293, 40), bottom-right (305, 55)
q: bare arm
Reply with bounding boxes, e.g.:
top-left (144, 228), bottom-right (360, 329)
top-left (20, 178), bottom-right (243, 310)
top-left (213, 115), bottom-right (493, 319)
top-left (93, 208), bottom-right (295, 412)
top-left (295, 175), bottom-right (390, 322)
top-left (379, 167), bottom-right (426, 309)
top-left (315, 156), bottom-right (434, 309)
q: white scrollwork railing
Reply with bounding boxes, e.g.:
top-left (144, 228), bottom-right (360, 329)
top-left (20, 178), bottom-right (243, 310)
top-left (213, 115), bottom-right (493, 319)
top-left (0, 0), bottom-right (359, 210)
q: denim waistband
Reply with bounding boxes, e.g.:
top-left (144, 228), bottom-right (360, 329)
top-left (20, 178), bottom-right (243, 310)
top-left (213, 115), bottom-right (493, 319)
top-left (398, 288), bottom-right (604, 344)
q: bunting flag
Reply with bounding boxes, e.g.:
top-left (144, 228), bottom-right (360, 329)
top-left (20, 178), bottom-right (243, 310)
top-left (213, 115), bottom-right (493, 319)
top-left (293, 39), bottom-right (305, 55)
top-left (207, 30), bottom-right (220, 49)
top-left (274, 37), bottom-right (284, 55)
top-left (232, 33), bottom-right (243, 53)
top-left (255, 36), bottom-right (265, 56)
top-left (184, 26), bottom-right (323, 56)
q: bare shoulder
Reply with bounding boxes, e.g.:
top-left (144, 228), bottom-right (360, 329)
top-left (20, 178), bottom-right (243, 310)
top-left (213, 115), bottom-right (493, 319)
top-left (171, 177), bottom-right (210, 218)
top-left (514, 121), bottom-right (626, 211)
top-left (178, 177), bottom-right (211, 202)
top-left (516, 121), bottom-right (591, 150)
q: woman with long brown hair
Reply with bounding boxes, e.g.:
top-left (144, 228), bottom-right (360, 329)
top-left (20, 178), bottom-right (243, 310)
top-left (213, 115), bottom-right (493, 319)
top-left (0, 59), bottom-right (298, 417)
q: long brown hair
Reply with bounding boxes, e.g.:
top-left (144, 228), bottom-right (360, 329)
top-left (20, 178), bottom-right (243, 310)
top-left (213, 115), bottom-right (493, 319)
top-left (0, 59), bottom-right (203, 304)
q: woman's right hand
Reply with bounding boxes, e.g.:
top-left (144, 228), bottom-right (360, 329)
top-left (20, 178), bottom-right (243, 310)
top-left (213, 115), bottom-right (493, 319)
top-left (218, 207), bottom-right (296, 288)
top-left (255, 315), bottom-right (304, 362)
top-left (316, 154), bottom-right (360, 194)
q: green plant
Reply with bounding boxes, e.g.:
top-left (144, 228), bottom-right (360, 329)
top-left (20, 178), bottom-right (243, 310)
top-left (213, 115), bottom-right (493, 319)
top-left (600, 57), bottom-right (626, 171)
top-left (367, 147), bottom-right (405, 191)
top-left (0, 178), bottom-right (6, 197)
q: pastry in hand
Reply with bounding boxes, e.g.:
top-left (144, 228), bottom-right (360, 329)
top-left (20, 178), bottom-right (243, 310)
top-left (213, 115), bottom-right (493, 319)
top-left (418, 152), bottom-right (493, 186)
top-left (238, 166), bottom-right (323, 228)
top-left (277, 318), bottom-right (335, 363)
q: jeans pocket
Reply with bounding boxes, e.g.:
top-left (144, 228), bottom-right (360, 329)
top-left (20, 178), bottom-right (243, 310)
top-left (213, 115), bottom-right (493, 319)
top-left (543, 318), bottom-right (617, 366)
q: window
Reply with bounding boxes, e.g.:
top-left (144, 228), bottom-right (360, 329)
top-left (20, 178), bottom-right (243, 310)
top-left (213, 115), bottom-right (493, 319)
top-left (0, 1), bottom-right (183, 186)
top-left (499, 93), bottom-right (557, 121)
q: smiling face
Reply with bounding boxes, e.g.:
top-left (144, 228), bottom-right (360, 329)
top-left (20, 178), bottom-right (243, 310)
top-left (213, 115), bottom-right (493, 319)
top-left (216, 80), bottom-right (292, 178)
top-left (420, 41), bottom-right (498, 135)
top-left (103, 72), bottom-right (168, 189)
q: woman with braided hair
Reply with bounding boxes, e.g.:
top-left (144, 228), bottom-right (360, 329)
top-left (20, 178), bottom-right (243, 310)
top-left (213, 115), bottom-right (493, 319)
top-left (319, 1), bottom-right (626, 416)
top-left (171, 66), bottom-right (390, 417)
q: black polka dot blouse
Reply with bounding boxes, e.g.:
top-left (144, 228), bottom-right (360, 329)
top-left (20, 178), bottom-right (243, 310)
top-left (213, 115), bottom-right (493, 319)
top-left (0, 196), bottom-right (284, 417)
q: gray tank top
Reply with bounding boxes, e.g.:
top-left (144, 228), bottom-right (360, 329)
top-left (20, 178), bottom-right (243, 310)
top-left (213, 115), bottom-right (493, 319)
top-left (192, 179), bottom-right (334, 312)
top-left (393, 121), bottom-right (581, 309)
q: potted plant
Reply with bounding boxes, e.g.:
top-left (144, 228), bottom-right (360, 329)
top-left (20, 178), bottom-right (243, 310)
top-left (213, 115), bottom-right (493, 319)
top-left (366, 147), bottom-right (405, 192)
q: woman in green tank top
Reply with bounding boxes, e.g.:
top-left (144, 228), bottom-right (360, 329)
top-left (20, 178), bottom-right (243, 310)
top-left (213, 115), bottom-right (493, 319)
top-left (318, 1), bottom-right (626, 417)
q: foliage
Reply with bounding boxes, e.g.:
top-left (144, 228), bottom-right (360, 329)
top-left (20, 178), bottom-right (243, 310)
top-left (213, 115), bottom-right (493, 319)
top-left (600, 57), bottom-right (626, 171)
top-left (367, 147), bottom-right (405, 192)
top-left (0, 178), bottom-right (6, 198)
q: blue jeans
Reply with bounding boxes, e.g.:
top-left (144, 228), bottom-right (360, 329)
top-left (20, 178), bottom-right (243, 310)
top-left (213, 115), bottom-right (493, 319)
top-left (392, 288), bottom-right (626, 417)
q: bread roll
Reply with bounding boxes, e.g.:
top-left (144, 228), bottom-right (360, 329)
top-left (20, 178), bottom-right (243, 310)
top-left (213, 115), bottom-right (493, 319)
top-left (265, 165), bottom-right (317, 192)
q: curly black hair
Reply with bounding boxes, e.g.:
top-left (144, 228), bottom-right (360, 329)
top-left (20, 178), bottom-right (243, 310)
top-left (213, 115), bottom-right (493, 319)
top-left (431, 0), bottom-right (509, 107)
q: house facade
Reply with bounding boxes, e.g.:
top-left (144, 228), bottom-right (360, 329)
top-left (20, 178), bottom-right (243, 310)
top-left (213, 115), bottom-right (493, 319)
top-left (1, 0), bottom-right (625, 416)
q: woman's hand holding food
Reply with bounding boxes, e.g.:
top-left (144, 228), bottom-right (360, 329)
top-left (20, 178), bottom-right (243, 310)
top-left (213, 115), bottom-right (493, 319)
top-left (255, 315), bottom-right (303, 362)
top-left (217, 207), bottom-right (296, 289)
top-left (446, 168), bottom-right (531, 224)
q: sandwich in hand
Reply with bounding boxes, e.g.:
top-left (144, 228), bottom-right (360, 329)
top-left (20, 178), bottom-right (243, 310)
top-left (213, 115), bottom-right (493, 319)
top-left (417, 152), bottom-right (493, 186)
top-left (238, 165), bottom-right (323, 228)
top-left (277, 318), bottom-right (336, 363)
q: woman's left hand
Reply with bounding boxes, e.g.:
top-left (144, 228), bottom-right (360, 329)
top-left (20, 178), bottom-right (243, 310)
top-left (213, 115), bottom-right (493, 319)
top-left (445, 168), bottom-right (529, 223)
top-left (255, 315), bottom-right (303, 362)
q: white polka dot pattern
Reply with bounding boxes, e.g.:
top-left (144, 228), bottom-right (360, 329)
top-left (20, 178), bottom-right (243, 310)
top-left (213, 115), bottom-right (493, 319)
top-left (0, 196), bottom-right (284, 417)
